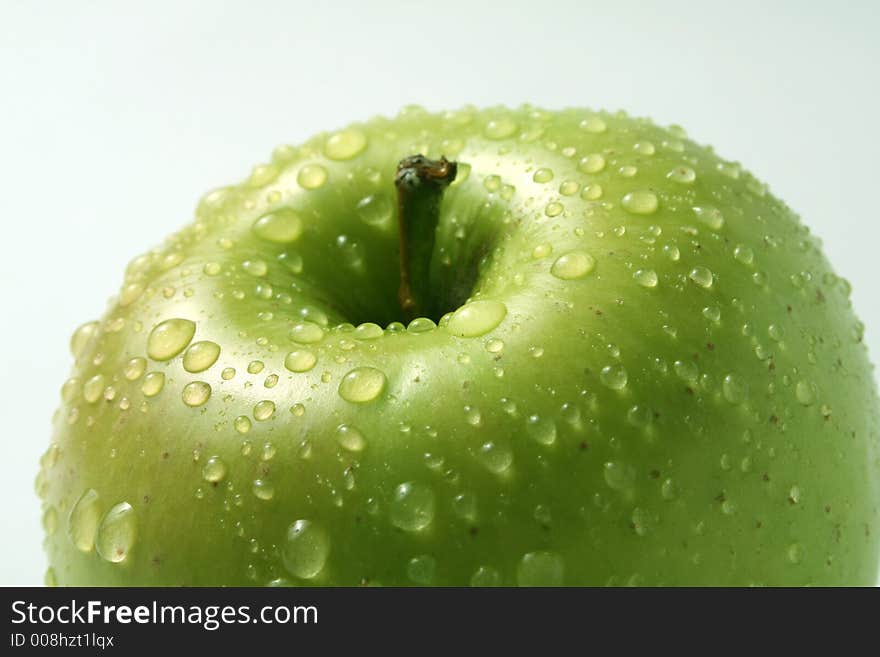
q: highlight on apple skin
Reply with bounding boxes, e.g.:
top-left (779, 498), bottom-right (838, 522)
top-left (37, 105), bottom-right (880, 586)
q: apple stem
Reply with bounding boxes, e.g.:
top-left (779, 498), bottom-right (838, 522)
top-left (395, 154), bottom-right (458, 321)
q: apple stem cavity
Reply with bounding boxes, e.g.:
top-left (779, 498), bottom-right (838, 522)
top-left (395, 154), bottom-right (458, 321)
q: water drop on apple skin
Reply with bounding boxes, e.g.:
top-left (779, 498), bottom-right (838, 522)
top-left (600, 364), bottom-right (628, 390)
top-left (517, 551), bottom-right (565, 586)
top-left (285, 349), bottom-right (317, 372)
top-left (551, 252), bottom-right (595, 280)
top-left (202, 456), bottom-right (227, 483)
top-left (324, 128), bottom-right (367, 160)
top-left (689, 266), bottom-right (715, 288)
top-left (338, 367), bottom-right (386, 403)
top-left (147, 318), bottom-right (196, 361)
top-left (390, 482), bottom-right (436, 532)
top-left (95, 502), bottom-right (136, 564)
top-left (335, 424), bottom-right (367, 452)
top-left (282, 520), bottom-right (330, 579)
top-left (297, 163), bottom-right (328, 189)
top-left (407, 555), bottom-right (437, 585)
top-left (182, 341), bottom-right (220, 373)
top-left (446, 300), bottom-right (507, 338)
top-left (252, 209), bottom-right (303, 244)
top-left (633, 269), bottom-right (658, 288)
top-left (68, 488), bottom-right (101, 552)
top-left (470, 566), bottom-right (502, 587)
top-left (253, 400), bottom-right (276, 421)
top-left (483, 116), bottom-right (517, 139)
top-left (141, 371), bottom-right (165, 396)
top-left (621, 190), bottom-right (659, 215)
top-left (182, 381), bottom-right (211, 407)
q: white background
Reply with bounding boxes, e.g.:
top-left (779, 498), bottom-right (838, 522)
top-left (1, 0), bottom-right (878, 585)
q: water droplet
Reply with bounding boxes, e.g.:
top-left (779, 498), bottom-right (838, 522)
top-left (203, 262), bottom-right (221, 276)
top-left (483, 116), bottom-right (517, 139)
top-left (354, 322), bottom-right (384, 340)
top-left (667, 166), bottom-right (696, 183)
top-left (582, 183), bottom-right (603, 200)
top-left (578, 153), bottom-right (605, 173)
top-left (633, 269), bottom-right (658, 288)
top-left (551, 251), bottom-right (595, 280)
top-left (768, 324), bottom-right (785, 342)
top-left (42, 506), bottom-right (58, 535)
top-left (262, 442), bottom-right (277, 460)
top-left (689, 266), bottom-right (714, 288)
top-left (604, 461), bottom-right (636, 492)
top-left (147, 318), bottom-right (196, 361)
top-left (580, 115), bottom-right (607, 133)
top-left (221, 367), bottom-right (236, 380)
top-left (407, 555), bottom-right (437, 584)
top-left (290, 321), bottom-right (324, 343)
top-left (634, 141), bottom-right (656, 155)
top-left (787, 543), bottom-right (803, 564)
top-left (464, 405), bottom-right (482, 426)
top-left (795, 380), bottom-right (816, 405)
top-left (621, 190), bottom-right (659, 215)
top-left (702, 306), bottom-right (721, 323)
top-left (95, 502), bottom-right (136, 563)
top-left (447, 300), bottom-right (507, 338)
top-left (631, 507), bottom-right (656, 536)
top-left (722, 374), bottom-right (748, 404)
top-left (408, 317), bottom-right (436, 334)
top-left (356, 194), bottom-right (392, 226)
top-left (533, 167), bottom-right (554, 183)
top-left (470, 566), bottom-right (502, 587)
top-left (182, 381), bottom-right (211, 407)
top-left (242, 259), bottom-right (269, 277)
top-left (600, 364), bottom-right (628, 390)
top-left (297, 163), bottom-right (328, 189)
top-left (517, 551), bottom-right (565, 586)
top-left (70, 321), bottom-right (99, 359)
top-left (141, 372), bottom-right (165, 397)
top-left (674, 360), bottom-right (699, 385)
top-left (324, 128), bottom-right (367, 160)
top-left (559, 180), bottom-right (580, 196)
top-left (68, 489), bottom-right (101, 552)
top-left (254, 400), bottom-right (276, 421)
top-left (252, 209), bottom-right (303, 244)
top-left (663, 243), bottom-right (681, 261)
top-left (234, 415), bottom-right (252, 434)
top-left (693, 206), bottom-right (725, 230)
top-left (733, 244), bottom-right (755, 265)
top-left (82, 374), bottom-right (105, 404)
top-left (202, 456), bottom-right (227, 483)
top-left (338, 367), bottom-right (386, 403)
top-left (282, 520), bottom-right (330, 579)
top-left (526, 415), bottom-right (557, 445)
top-left (336, 424), bottom-right (366, 452)
top-left (452, 492), bottom-right (478, 521)
top-left (390, 482), bottom-right (435, 531)
top-left (252, 479), bottom-right (274, 500)
top-left (182, 341), bottom-right (220, 373)
top-left (477, 440), bottom-right (513, 474)
top-left (285, 349), bottom-right (317, 373)
top-left (123, 357), bottom-right (147, 381)
top-left (661, 478), bottom-right (678, 500)
top-left (544, 201), bottom-right (564, 217)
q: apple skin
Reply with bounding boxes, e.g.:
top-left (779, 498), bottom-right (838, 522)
top-left (38, 105), bottom-right (880, 586)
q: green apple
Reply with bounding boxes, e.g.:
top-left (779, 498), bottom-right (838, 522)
top-left (38, 105), bottom-right (880, 586)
